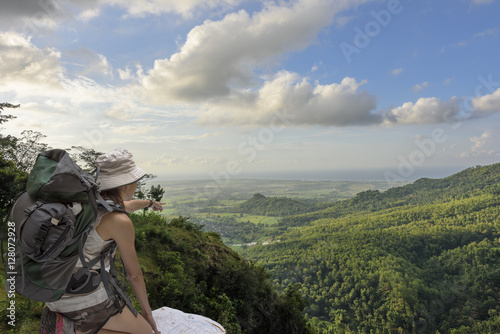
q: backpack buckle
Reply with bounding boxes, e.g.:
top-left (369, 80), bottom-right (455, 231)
top-left (24, 201), bottom-right (44, 216)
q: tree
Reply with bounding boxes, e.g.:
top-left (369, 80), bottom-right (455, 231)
top-left (149, 184), bottom-right (165, 202)
top-left (0, 103), bottom-right (20, 158)
top-left (12, 130), bottom-right (51, 172)
top-left (0, 103), bottom-right (27, 219)
top-left (0, 103), bottom-right (20, 124)
top-left (68, 146), bottom-right (104, 173)
top-left (134, 173), bottom-right (156, 199)
top-left (0, 157), bottom-right (28, 219)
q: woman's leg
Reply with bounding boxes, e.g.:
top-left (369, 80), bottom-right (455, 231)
top-left (76, 324), bottom-right (128, 334)
top-left (100, 306), bottom-right (153, 334)
top-left (98, 329), bottom-right (127, 334)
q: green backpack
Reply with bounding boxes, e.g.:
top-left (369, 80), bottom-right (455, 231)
top-left (2, 149), bottom-right (123, 302)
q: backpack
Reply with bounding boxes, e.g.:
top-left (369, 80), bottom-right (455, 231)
top-left (2, 149), bottom-right (124, 302)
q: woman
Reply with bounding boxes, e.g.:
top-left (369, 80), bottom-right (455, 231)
top-left (45, 148), bottom-right (160, 334)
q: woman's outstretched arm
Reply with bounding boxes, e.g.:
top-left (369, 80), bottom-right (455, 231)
top-left (123, 200), bottom-right (165, 212)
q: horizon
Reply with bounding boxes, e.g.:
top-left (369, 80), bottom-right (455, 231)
top-left (149, 164), bottom-right (478, 183)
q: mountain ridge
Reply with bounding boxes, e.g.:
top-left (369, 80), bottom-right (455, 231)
top-left (278, 162), bottom-right (500, 228)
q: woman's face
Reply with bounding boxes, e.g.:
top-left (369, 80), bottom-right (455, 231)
top-left (121, 182), bottom-right (138, 201)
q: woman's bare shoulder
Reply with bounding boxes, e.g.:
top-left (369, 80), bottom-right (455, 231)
top-left (101, 211), bottom-right (132, 224)
top-left (97, 212), bottom-right (134, 240)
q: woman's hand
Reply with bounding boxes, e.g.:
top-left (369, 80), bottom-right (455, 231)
top-left (143, 312), bottom-right (161, 334)
top-left (123, 200), bottom-right (165, 213)
top-left (150, 200), bottom-right (165, 212)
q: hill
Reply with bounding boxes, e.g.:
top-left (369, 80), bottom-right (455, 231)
top-left (226, 193), bottom-right (320, 216)
top-left (279, 163), bottom-right (500, 227)
top-left (243, 163), bottom-right (500, 333)
top-left (0, 214), bottom-right (314, 334)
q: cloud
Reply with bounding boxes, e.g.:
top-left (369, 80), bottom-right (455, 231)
top-left (197, 74), bottom-right (381, 127)
top-left (443, 77), bottom-right (454, 85)
top-left (470, 0), bottom-right (495, 5)
top-left (131, 0), bottom-right (379, 127)
top-left (65, 48), bottom-right (113, 77)
top-left (0, 0), bottom-right (240, 30)
top-left (392, 68), bottom-right (403, 76)
top-left (0, 0), bottom-right (82, 32)
top-left (0, 30), bottom-right (140, 118)
top-left (412, 81), bottom-right (428, 92)
top-left (138, 0), bottom-right (367, 104)
top-left (473, 27), bottom-right (500, 38)
top-left (118, 67), bottom-right (133, 80)
top-left (384, 97), bottom-right (463, 125)
top-left (111, 124), bottom-right (156, 135)
top-left (461, 130), bottom-right (499, 158)
top-left (471, 88), bottom-right (500, 116)
top-left (0, 31), bottom-right (65, 91)
top-left (145, 153), bottom-right (227, 167)
top-left (106, 0), bottom-right (240, 18)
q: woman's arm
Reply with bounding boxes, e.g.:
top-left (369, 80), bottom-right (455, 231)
top-left (123, 199), bottom-right (165, 212)
top-left (97, 213), bottom-right (160, 333)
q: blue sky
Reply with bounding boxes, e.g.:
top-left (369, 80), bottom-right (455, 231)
top-left (1, 0), bottom-right (499, 182)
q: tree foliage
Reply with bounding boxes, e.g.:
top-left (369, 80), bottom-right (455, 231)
top-left (129, 213), bottom-right (314, 333)
top-left (68, 146), bottom-right (104, 173)
top-left (0, 103), bottom-right (20, 124)
top-left (10, 130), bottom-right (51, 172)
top-left (0, 104), bottom-right (28, 218)
top-left (223, 193), bottom-right (315, 217)
top-left (149, 184), bottom-right (165, 202)
top-left (243, 163), bottom-right (500, 333)
top-left (134, 173), bottom-right (156, 199)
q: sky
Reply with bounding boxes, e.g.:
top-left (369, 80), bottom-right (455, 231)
top-left (1, 0), bottom-right (500, 183)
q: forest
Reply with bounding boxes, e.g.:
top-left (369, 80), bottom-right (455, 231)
top-left (243, 164), bottom-right (500, 333)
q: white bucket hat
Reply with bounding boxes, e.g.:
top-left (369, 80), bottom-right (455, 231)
top-left (96, 148), bottom-right (146, 191)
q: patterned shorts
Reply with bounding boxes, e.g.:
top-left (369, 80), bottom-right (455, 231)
top-left (62, 291), bottom-right (128, 334)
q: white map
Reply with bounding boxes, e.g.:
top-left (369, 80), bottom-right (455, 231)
top-left (152, 307), bottom-right (226, 333)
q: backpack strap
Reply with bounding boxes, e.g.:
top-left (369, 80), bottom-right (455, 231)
top-left (96, 192), bottom-right (113, 213)
top-left (92, 167), bottom-right (114, 213)
top-left (102, 250), bottom-right (138, 317)
top-left (65, 228), bottom-right (95, 294)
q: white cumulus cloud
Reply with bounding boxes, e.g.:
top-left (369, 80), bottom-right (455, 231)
top-left (0, 31), bottom-right (65, 92)
top-left (197, 74), bottom-right (380, 127)
top-left (384, 97), bottom-right (463, 125)
top-left (471, 88), bottom-right (500, 117)
top-left (461, 130), bottom-right (500, 158)
top-left (138, 0), bottom-right (353, 104)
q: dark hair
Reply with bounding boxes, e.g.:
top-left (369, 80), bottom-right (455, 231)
top-left (100, 188), bottom-right (125, 208)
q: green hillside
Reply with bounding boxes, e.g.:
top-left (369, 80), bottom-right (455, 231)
top-left (223, 193), bottom-right (322, 217)
top-left (279, 164), bottom-right (500, 228)
top-left (0, 214), bottom-right (314, 333)
top-left (243, 163), bottom-right (500, 333)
